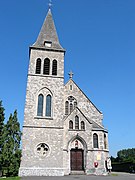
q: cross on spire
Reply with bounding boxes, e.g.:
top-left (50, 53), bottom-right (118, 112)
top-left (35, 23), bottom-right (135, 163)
top-left (68, 71), bottom-right (74, 79)
top-left (48, 0), bottom-right (52, 9)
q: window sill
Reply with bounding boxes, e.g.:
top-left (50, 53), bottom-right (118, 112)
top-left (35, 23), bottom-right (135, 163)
top-left (68, 129), bottom-right (85, 131)
top-left (103, 149), bottom-right (109, 152)
top-left (34, 116), bottom-right (53, 120)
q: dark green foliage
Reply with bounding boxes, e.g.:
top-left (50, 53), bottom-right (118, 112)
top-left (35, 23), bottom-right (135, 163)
top-left (0, 101), bottom-right (5, 167)
top-left (111, 161), bottom-right (135, 173)
top-left (111, 148), bottom-right (135, 173)
top-left (1, 109), bottom-right (21, 177)
top-left (111, 156), bottom-right (119, 163)
top-left (111, 148), bottom-right (135, 163)
top-left (0, 177), bottom-right (20, 180)
top-left (117, 148), bottom-right (135, 163)
top-left (111, 156), bottom-right (116, 162)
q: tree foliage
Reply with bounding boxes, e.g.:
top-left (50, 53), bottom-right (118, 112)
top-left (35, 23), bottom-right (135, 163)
top-left (0, 101), bottom-right (5, 166)
top-left (117, 148), bottom-right (135, 163)
top-left (111, 148), bottom-right (135, 163)
top-left (0, 102), bottom-right (22, 177)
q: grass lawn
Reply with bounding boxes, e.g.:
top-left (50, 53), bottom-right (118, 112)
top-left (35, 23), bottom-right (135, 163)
top-left (0, 177), bottom-right (20, 180)
top-left (110, 173), bottom-right (118, 176)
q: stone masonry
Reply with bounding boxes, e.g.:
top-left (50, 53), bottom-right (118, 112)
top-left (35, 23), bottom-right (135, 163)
top-left (19, 8), bottom-right (110, 176)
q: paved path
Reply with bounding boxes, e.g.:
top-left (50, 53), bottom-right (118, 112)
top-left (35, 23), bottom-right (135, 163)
top-left (21, 173), bottom-right (135, 180)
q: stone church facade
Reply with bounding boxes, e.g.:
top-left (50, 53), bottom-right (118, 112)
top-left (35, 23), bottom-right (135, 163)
top-left (19, 8), bottom-right (110, 176)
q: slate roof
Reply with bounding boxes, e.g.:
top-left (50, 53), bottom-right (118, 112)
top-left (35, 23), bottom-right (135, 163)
top-left (31, 9), bottom-right (65, 52)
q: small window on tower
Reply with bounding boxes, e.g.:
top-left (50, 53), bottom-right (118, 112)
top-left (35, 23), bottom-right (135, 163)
top-left (44, 41), bottom-right (52, 48)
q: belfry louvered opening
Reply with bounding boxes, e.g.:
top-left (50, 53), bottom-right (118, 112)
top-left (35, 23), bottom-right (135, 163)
top-left (35, 58), bottom-right (41, 74)
top-left (43, 58), bottom-right (50, 75)
top-left (52, 60), bottom-right (57, 75)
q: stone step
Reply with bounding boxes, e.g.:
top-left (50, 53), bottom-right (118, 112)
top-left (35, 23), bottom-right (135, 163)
top-left (70, 171), bottom-right (85, 175)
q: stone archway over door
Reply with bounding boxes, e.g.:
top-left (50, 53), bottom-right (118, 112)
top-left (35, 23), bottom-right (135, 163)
top-left (70, 149), bottom-right (84, 171)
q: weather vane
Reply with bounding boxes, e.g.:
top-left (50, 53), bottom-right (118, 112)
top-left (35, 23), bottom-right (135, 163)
top-left (48, 0), bottom-right (52, 9)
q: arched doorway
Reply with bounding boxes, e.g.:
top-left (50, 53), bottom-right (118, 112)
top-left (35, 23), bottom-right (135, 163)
top-left (71, 148), bottom-right (84, 170)
top-left (68, 136), bottom-right (87, 172)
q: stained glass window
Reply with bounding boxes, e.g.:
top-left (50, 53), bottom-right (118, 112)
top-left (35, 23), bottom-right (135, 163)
top-left (37, 94), bottom-right (44, 116)
top-left (93, 133), bottom-right (98, 148)
top-left (75, 116), bottom-right (79, 130)
top-left (46, 94), bottom-right (51, 117)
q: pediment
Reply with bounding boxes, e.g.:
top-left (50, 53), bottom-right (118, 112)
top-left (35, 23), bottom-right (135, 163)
top-left (64, 79), bottom-right (102, 115)
top-left (64, 107), bottom-right (106, 132)
top-left (64, 79), bottom-right (103, 126)
top-left (64, 107), bottom-right (91, 124)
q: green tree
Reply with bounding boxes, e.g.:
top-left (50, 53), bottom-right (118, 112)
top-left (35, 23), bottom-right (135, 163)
top-left (117, 148), bottom-right (135, 163)
top-left (2, 110), bottom-right (21, 176)
top-left (0, 100), bottom-right (5, 167)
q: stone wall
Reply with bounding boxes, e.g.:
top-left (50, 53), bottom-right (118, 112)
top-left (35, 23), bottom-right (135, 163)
top-left (19, 47), bottom-right (65, 176)
top-left (19, 127), bottom-right (64, 176)
top-left (64, 79), bottom-right (103, 125)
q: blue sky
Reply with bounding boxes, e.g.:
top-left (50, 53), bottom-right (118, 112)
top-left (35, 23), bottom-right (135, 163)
top-left (0, 0), bottom-right (135, 157)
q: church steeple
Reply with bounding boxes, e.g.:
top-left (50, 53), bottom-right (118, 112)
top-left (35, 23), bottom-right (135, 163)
top-left (32, 9), bottom-right (65, 52)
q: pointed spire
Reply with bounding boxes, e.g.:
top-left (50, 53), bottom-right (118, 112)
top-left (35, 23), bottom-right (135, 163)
top-left (32, 9), bottom-right (65, 51)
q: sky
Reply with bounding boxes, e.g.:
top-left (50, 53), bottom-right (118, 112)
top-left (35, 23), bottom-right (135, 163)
top-left (0, 0), bottom-right (135, 157)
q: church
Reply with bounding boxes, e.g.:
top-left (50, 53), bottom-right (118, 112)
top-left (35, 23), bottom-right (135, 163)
top-left (19, 7), bottom-right (110, 176)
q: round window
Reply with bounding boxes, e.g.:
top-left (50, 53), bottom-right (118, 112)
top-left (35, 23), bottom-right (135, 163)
top-left (36, 143), bottom-right (49, 157)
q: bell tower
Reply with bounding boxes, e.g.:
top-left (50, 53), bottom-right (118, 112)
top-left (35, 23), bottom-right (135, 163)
top-left (19, 8), bottom-right (66, 176)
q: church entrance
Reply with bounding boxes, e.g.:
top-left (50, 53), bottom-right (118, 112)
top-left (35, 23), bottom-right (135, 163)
top-left (70, 149), bottom-right (84, 171)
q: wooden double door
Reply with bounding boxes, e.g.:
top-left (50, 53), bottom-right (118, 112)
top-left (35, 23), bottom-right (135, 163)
top-left (70, 149), bottom-right (84, 171)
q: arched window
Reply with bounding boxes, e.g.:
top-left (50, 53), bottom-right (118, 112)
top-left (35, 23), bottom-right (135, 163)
top-left (65, 101), bottom-right (69, 115)
top-left (37, 94), bottom-right (44, 116)
top-left (43, 58), bottom-right (50, 75)
top-left (75, 116), bottom-right (79, 130)
top-left (52, 60), bottom-right (57, 75)
top-left (104, 134), bottom-right (107, 149)
top-left (74, 101), bottom-right (77, 109)
top-left (70, 103), bottom-right (73, 113)
top-left (69, 120), bottom-right (73, 129)
top-left (81, 121), bottom-right (85, 130)
top-left (35, 58), bottom-right (41, 74)
top-left (46, 94), bottom-right (51, 117)
top-left (93, 133), bottom-right (98, 148)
